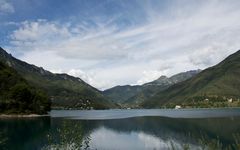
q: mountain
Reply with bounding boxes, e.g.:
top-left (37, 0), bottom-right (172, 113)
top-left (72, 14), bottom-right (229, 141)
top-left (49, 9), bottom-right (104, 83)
top-left (0, 61), bottom-right (50, 114)
top-left (103, 85), bottom-right (142, 103)
top-left (125, 70), bottom-right (201, 106)
top-left (144, 70), bottom-right (201, 86)
top-left (141, 50), bottom-right (240, 108)
top-left (0, 47), bottom-right (115, 109)
top-left (103, 70), bottom-right (201, 105)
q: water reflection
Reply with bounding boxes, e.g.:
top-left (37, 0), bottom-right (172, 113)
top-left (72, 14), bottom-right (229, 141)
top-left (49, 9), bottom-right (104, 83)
top-left (89, 127), bottom-right (198, 150)
top-left (76, 117), bottom-right (240, 150)
top-left (0, 131), bottom-right (8, 149)
top-left (1, 114), bottom-right (240, 149)
top-left (42, 120), bottom-right (90, 150)
top-left (0, 117), bottom-right (51, 150)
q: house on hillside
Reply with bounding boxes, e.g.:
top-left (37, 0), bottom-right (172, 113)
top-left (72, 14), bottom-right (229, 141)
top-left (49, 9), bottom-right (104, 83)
top-left (228, 98), bottom-right (233, 103)
top-left (175, 105), bottom-right (181, 109)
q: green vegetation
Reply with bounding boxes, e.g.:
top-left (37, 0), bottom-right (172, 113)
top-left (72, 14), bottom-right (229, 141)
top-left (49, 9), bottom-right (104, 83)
top-left (1, 46), bottom-right (240, 110)
top-left (170, 133), bottom-right (240, 150)
top-left (104, 70), bottom-right (200, 106)
top-left (141, 50), bottom-right (240, 108)
top-left (0, 61), bottom-right (50, 114)
top-left (162, 96), bottom-right (240, 108)
top-left (0, 47), bottom-right (115, 109)
top-left (43, 120), bottom-right (91, 150)
top-left (103, 85), bottom-right (143, 103)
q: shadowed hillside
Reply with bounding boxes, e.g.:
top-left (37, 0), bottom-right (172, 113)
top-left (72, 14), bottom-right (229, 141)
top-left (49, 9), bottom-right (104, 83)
top-left (0, 47), bottom-right (116, 109)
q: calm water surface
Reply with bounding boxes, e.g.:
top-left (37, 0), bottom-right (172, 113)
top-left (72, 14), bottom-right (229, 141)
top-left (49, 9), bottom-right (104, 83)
top-left (1, 108), bottom-right (240, 150)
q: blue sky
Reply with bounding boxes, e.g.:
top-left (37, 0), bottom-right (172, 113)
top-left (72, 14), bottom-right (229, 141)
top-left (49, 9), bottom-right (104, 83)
top-left (1, 0), bottom-right (240, 90)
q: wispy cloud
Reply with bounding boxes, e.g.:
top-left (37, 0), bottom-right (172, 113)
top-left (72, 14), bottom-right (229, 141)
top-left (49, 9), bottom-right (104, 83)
top-left (0, 0), bottom-right (14, 14)
top-left (4, 0), bottom-right (240, 89)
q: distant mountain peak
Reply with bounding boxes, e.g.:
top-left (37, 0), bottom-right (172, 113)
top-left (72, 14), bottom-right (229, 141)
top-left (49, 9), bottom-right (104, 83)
top-left (104, 69), bottom-right (201, 104)
top-left (157, 75), bottom-right (168, 80)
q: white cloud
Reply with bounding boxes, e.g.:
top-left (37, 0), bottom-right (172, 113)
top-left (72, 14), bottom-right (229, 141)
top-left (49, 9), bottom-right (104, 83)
top-left (67, 69), bottom-right (112, 90)
top-left (137, 70), bottom-right (166, 85)
top-left (189, 45), bottom-right (228, 67)
top-left (0, 0), bottom-right (14, 14)
top-left (11, 20), bottom-right (70, 41)
top-left (6, 0), bottom-right (240, 89)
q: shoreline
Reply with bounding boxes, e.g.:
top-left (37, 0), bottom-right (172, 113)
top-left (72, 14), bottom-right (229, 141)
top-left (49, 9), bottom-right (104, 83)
top-left (51, 107), bottom-right (240, 111)
top-left (1, 107), bottom-right (240, 118)
top-left (0, 114), bottom-right (50, 118)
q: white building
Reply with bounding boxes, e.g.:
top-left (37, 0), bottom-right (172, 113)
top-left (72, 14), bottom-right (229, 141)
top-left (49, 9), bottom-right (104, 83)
top-left (175, 105), bottom-right (181, 109)
top-left (228, 98), bottom-right (233, 103)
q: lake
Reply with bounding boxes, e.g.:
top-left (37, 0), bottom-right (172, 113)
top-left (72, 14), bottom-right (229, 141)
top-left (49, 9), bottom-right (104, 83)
top-left (1, 108), bottom-right (240, 150)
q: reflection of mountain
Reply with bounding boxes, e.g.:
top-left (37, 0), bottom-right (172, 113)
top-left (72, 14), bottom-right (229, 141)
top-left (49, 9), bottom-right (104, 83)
top-left (1, 116), bottom-right (240, 149)
top-left (48, 116), bottom-right (240, 148)
top-left (67, 116), bottom-right (240, 147)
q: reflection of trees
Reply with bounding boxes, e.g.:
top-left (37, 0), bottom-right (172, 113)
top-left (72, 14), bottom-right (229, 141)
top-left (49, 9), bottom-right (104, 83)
top-left (0, 131), bottom-right (7, 150)
top-left (43, 120), bottom-right (91, 150)
top-left (0, 117), bottom-right (51, 150)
